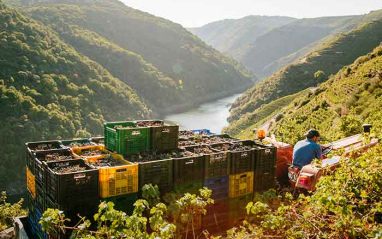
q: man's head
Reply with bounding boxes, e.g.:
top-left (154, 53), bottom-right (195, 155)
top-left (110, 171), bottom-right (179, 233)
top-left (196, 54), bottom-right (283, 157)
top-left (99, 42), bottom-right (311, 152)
top-left (305, 129), bottom-right (320, 142)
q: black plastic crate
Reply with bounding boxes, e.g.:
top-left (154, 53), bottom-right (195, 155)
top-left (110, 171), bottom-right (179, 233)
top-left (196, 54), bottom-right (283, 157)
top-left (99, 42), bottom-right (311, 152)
top-left (202, 199), bottom-right (228, 234)
top-left (254, 144), bottom-right (277, 173)
top-left (45, 159), bottom-right (99, 205)
top-left (228, 193), bottom-right (253, 228)
top-left (254, 170), bottom-right (276, 192)
top-left (204, 134), bottom-right (240, 145)
top-left (138, 158), bottom-right (173, 194)
top-left (26, 191), bottom-right (35, 220)
top-left (35, 183), bottom-right (45, 211)
top-left (34, 149), bottom-right (73, 187)
top-left (205, 144), bottom-right (230, 179)
top-left (230, 140), bottom-right (258, 175)
top-left (151, 124), bottom-right (179, 152)
top-left (202, 176), bottom-right (229, 200)
top-left (45, 195), bottom-right (99, 227)
top-left (174, 147), bottom-right (204, 185)
top-left (26, 141), bottom-right (63, 173)
top-left (174, 181), bottom-right (203, 195)
top-left (60, 138), bottom-right (95, 148)
top-left (91, 136), bottom-right (105, 145)
top-left (102, 193), bottom-right (138, 215)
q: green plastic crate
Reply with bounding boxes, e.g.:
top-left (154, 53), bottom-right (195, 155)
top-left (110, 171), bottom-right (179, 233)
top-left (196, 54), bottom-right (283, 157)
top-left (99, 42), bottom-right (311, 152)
top-left (104, 121), bottom-right (151, 155)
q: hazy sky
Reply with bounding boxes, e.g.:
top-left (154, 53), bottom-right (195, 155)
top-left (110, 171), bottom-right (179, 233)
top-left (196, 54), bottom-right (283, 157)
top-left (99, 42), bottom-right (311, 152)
top-left (120, 0), bottom-right (382, 28)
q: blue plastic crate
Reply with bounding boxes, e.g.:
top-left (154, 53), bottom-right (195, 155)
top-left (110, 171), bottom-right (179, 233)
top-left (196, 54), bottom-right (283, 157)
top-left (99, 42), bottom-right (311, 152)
top-left (191, 129), bottom-right (214, 135)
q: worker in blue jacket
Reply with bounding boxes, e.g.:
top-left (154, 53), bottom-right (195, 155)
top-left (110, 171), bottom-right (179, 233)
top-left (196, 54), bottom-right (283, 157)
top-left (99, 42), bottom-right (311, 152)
top-left (292, 129), bottom-right (322, 168)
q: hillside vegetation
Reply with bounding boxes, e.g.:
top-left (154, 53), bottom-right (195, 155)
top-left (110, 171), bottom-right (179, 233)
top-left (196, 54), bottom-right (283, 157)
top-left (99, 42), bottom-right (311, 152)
top-left (272, 45), bottom-right (382, 144)
top-left (18, 0), bottom-right (254, 113)
top-left (223, 90), bottom-right (309, 138)
top-left (189, 16), bottom-right (295, 58)
top-left (0, 0), bottom-right (152, 194)
top-left (0, 0), bottom-right (255, 196)
top-left (228, 19), bottom-right (382, 125)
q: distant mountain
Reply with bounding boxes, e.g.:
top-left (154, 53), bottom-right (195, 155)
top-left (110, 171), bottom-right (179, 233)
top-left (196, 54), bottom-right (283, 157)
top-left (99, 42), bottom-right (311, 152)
top-left (227, 18), bottom-right (382, 126)
top-left (188, 16), bottom-right (295, 57)
top-left (248, 10), bottom-right (382, 79)
top-left (240, 15), bottom-right (358, 78)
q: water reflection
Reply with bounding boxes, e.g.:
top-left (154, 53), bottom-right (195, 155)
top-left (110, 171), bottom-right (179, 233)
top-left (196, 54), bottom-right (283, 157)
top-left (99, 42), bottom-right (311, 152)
top-left (164, 93), bottom-right (242, 134)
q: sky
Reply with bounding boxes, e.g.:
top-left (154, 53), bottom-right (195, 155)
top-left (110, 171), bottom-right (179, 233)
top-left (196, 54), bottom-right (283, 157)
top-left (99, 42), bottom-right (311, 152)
top-left (120, 0), bottom-right (382, 28)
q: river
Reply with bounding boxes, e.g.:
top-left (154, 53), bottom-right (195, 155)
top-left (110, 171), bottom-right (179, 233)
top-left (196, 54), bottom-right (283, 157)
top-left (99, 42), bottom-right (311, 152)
top-left (164, 93), bottom-right (242, 134)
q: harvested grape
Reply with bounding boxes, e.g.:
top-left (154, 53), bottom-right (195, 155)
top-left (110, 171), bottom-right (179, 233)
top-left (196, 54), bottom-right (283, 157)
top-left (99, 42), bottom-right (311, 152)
top-left (136, 121), bottom-right (164, 127)
top-left (35, 143), bottom-right (59, 151)
top-left (87, 156), bottom-right (124, 167)
top-left (43, 154), bottom-right (74, 162)
top-left (52, 164), bottom-right (86, 174)
top-left (68, 142), bottom-right (96, 148)
top-left (78, 149), bottom-right (108, 157)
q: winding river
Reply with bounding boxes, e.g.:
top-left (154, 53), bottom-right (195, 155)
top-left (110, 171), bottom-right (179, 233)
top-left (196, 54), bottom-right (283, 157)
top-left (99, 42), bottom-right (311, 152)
top-left (164, 93), bottom-right (242, 134)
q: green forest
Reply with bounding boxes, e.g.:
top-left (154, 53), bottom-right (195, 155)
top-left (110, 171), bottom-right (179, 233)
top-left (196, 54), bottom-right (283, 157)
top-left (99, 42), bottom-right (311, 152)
top-left (0, 0), bottom-right (254, 197)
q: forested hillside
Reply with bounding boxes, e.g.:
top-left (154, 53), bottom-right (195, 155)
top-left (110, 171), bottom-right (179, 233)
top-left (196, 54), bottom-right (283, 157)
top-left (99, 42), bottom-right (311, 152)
top-left (13, 0), bottom-right (254, 113)
top-left (0, 1), bottom-right (151, 194)
top-left (227, 45), bottom-right (382, 143)
top-left (228, 19), bottom-right (382, 125)
top-left (272, 45), bottom-right (382, 144)
top-left (188, 16), bottom-right (295, 58)
top-left (0, 0), bottom-right (254, 197)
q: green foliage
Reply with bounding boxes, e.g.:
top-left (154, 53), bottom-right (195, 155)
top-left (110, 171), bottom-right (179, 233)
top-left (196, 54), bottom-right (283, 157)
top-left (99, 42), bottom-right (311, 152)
top-left (40, 186), bottom-right (213, 238)
top-left (22, 0), bottom-right (254, 112)
top-left (0, 1), bottom-right (152, 194)
top-left (314, 70), bottom-right (325, 82)
top-left (0, 0), bottom-right (255, 195)
top-left (228, 144), bottom-right (382, 238)
top-left (273, 45), bottom-right (382, 144)
top-left (339, 114), bottom-right (362, 137)
top-left (228, 18), bottom-right (382, 126)
top-left (0, 191), bottom-right (26, 231)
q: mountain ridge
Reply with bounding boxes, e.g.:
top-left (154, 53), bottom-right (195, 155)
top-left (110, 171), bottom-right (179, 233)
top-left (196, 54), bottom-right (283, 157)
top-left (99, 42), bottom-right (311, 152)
top-left (227, 18), bottom-right (382, 125)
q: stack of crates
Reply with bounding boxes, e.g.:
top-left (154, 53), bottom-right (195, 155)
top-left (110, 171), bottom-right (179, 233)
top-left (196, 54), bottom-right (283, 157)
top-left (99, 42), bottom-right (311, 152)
top-left (126, 152), bottom-right (174, 196)
top-left (253, 143), bottom-right (277, 192)
top-left (202, 143), bottom-right (230, 234)
top-left (84, 153), bottom-right (138, 214)
top-left (173, 146), bottom-right (204, 195)
top-left (26, 139), bottom-right (104, 238)
top-left (26, 140), bottom-right (63, 239)
top-left (25, 123), bottom-right (278, 238)
top-left (227, 140), bottom-right (258, 228)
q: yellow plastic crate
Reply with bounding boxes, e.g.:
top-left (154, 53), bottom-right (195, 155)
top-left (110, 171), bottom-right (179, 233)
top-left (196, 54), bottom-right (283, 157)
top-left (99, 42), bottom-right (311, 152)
top-left (229, 171), bottom-right (254, 198)
top-left (85, 154), bottom-right (138, 198)
top-left (72, 145), bottom-right (110, 160)
top-left (26, 167), bottom-right (36, 199)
